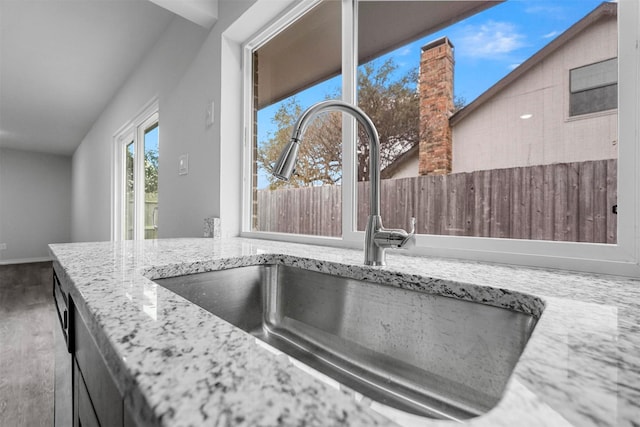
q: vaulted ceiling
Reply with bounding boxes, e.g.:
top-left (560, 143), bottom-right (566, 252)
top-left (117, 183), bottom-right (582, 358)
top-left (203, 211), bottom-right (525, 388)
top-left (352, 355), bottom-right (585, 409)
top-left (0, 0), bottom-right (175, 155)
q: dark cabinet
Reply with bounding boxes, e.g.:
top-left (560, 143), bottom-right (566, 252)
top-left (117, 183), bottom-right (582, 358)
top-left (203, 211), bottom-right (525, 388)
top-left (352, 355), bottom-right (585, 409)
top-left (74, 361), bottom-right (100, 427)
top-left (54, 266), bottom-right (137, 427)
top-left (53, 270), bottom-right (73, 427)
top-left (73, 302), bottom-right (123, 426)
top-left (123, 403), bottom-right (137, 427)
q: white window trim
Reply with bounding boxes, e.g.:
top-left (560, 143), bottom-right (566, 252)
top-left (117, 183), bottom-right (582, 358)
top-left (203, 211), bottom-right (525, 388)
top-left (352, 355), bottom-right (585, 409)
top-left (233, 0), bottom-right (640, 277)
top-left (240, 0), bottom-right (362, 248)
top-left (111, 98), bottom-right (159, 241)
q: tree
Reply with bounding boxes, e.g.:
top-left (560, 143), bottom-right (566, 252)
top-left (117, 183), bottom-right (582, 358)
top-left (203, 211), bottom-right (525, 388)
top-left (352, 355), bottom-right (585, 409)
top-left (124, 148), bottom-right (159, 196)
top-left (257, 98), bottom-right (342, 190)
top-left (126, 148), bottom-right (134, 199)
top-left (356, 60), bottom-right (419, 181)
top-left (145, 148), bottom-right (158, 195)
top-left (257, 58), bottom-right (419, 189)
top-left (454, 95), bottom-right (467, 113)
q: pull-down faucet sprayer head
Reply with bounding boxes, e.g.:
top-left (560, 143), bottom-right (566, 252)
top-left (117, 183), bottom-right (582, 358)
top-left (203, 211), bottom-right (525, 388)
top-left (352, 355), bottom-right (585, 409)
top-left (272, 138), bottom-right (300, 181)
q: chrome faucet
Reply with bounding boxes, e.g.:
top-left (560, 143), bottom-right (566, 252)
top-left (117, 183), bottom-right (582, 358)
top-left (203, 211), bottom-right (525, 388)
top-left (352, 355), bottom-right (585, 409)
top-left (272, 100), bottom-right (416, 266)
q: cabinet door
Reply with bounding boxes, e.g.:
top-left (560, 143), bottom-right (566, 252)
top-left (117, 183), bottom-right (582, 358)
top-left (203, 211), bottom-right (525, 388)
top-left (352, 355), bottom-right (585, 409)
top-left (73, 304), bottom-right (124, 426)
top-left (74, 361), bottom-right (99, 427)
top-left (123, 401), bottom-right (137, 427)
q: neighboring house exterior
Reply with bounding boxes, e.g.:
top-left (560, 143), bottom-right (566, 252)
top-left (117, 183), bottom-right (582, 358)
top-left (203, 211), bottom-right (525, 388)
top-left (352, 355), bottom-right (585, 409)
top-left (385, 2), bottom-right (618, 177)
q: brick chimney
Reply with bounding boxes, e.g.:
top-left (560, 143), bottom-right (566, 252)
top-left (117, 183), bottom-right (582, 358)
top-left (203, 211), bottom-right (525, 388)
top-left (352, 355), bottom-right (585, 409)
top-left (419, 37), bottom-right (454, 175)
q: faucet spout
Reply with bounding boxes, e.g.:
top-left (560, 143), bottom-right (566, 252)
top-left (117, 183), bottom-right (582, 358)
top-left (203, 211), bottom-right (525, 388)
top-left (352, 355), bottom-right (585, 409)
top-left (272, 100), bottom-right (413, 266)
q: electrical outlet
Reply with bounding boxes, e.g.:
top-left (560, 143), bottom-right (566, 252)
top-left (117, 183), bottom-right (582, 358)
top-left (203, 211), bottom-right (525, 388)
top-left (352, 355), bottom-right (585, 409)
top-left (0, 243), bottom-right (6, 250)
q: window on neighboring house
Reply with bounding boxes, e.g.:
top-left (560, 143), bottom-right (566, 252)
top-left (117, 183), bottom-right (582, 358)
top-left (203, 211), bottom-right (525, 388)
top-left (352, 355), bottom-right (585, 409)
top-left (114, 105), bottom-right (159, 241)
top-left (570, 58), bottom-right (618, 117)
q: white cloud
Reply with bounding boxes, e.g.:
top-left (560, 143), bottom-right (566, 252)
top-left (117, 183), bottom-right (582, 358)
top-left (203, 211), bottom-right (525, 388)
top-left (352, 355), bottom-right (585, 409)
top-left (398, 47), bottom-right (412, 57)
top-left (542, 30), bottom-right (559, 39)
top-left (454, 21), bottom-right (526, 59)
top-left (509, 63), bottom-right (521, 70)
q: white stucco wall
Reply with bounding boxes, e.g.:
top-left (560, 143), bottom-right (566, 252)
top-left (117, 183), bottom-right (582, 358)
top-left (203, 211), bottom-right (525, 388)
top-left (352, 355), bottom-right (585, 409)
top-left (386, 155), bottom-right (419, 179)
top-left (452, 15), bottom-right (618, 173)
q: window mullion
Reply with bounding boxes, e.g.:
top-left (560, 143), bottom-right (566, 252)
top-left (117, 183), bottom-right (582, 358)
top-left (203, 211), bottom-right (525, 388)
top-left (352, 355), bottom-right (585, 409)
top-left (116, 137), bottom-right (126, 241)
top-left (117, 129), bottom-right (135, 241)
top-left (120, 137), bottom-right (129, 241)
top-left (341, 0), bottom-right (359, 241)
top-left (135, 126), bottom-right (146, 240)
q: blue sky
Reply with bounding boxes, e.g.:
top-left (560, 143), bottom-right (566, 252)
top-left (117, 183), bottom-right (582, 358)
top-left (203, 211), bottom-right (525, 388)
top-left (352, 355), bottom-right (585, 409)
top-left (146, 126), bottom-right (159, 155)
top-left (257, 0), bottom-right (609, 188)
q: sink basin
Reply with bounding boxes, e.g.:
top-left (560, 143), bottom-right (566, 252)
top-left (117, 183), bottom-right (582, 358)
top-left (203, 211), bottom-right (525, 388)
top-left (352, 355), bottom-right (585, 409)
top-left (154, 264), bottom-right (538, 421)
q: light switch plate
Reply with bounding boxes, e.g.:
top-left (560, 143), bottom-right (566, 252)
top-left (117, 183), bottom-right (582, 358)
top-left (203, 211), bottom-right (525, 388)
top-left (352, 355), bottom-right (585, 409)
top-left (206, 101), bottom-right (214, 128)
top-left (178, 154), bottom-right (189, 175)
top-left (0, 243), bottom-right (6, 250)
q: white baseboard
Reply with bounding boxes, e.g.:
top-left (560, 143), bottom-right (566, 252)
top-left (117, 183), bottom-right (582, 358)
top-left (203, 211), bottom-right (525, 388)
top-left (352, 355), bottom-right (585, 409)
top-left (0, 256), bottom-right (52, 266)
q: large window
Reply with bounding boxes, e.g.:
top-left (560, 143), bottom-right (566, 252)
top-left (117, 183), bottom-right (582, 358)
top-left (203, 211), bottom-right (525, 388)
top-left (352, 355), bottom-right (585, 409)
top-left (251, 0), bottom-right (342, 237)
top-left (354, 1), bottom-right (618, 244)
top-left (241, 0), bottom-right (638, 276)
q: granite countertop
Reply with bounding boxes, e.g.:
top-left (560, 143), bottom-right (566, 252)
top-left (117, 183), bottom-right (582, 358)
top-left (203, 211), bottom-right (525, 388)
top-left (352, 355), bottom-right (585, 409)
top-left (49, 237), bottom-right (640, 427)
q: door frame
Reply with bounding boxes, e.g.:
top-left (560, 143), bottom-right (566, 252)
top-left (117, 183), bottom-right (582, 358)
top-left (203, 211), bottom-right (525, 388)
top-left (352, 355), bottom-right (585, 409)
top-left (111, 98), bottom-right (159, 241)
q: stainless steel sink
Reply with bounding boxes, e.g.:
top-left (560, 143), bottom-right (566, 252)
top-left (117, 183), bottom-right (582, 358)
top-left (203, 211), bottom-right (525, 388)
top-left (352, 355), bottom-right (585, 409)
top-left (154, 264), bottom-right (538, 421)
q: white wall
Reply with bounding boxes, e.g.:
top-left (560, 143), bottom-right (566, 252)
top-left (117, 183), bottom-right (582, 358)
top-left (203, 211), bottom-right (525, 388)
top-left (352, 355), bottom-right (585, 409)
top-left (387, 155), bottom-right (419, 179)
top-left (72, 1), bottom-right (256, 242)
top-left (71, 16), bottom-right (207, 242)
top-left (158, 0), bottom-right (254, 239)
top-left (0, 148), bottom-right (71, 263)
top-left (453, 15), bottom-right (618, 173)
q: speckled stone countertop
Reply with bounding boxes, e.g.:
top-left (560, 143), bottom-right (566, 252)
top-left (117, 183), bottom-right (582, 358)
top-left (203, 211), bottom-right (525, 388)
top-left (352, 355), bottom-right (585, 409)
top-left (49, 237), bottom-right (640, 427)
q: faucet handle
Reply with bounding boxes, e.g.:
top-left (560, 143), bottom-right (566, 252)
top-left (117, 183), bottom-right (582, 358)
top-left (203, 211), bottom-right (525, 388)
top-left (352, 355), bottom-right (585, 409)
top-left (408, 217), bottom-right (416, 234)
top-left (400, 217), bottom-right (417, 249)
top-left (373, 217), bottom-right (416, 250)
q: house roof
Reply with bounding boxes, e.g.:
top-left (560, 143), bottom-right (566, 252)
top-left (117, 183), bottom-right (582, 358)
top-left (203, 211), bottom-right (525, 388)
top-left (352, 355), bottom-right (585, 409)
top-left (381, 143), bottom-right (419, 179)
top-left (449, 1), bottom-right (617, 126)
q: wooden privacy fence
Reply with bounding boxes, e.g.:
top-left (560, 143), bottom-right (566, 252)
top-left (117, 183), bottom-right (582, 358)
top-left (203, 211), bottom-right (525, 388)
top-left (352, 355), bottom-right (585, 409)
top-left (257, 184), bottom-right (343, 237)
top-left (125, 200), bottom-right (159, 240)
top-left (256, 159), bottom-right (617, 243)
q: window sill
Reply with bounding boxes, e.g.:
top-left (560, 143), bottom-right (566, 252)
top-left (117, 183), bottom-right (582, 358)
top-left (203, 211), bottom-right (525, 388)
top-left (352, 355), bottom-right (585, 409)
top-left (240, 230), bottom-right (640, 278)
top-left (565, 108), bottom-right (617, 123)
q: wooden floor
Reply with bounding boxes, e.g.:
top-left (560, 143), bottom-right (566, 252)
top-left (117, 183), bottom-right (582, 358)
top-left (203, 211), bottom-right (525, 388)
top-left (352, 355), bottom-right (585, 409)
top-left (0, 262), bottom-right (55, 426)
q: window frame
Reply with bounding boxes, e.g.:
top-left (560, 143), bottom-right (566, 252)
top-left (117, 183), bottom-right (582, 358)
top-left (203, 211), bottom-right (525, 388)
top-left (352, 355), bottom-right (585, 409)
top-left (239, 0), bottom-right (640, 277)
top-left (111, 99), bottom-right (159, 241)
top-left (241, 0), bottom-right (362, 247)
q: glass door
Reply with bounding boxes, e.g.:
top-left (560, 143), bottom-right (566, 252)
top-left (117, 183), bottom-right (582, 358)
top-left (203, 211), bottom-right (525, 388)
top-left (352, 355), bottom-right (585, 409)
top-left (119, 111), bottom-right (159, 240)
top-left (143, 122), bottom-right (159, 239)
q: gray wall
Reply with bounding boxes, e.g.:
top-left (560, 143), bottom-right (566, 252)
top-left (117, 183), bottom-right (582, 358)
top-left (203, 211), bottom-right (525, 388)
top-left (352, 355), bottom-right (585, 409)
top-left (71, 16), bottom-right (209, 242)
top-left (0, 148), bottom-right (71, 262)
top-left (71, 1), bottom-right (257, 242)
